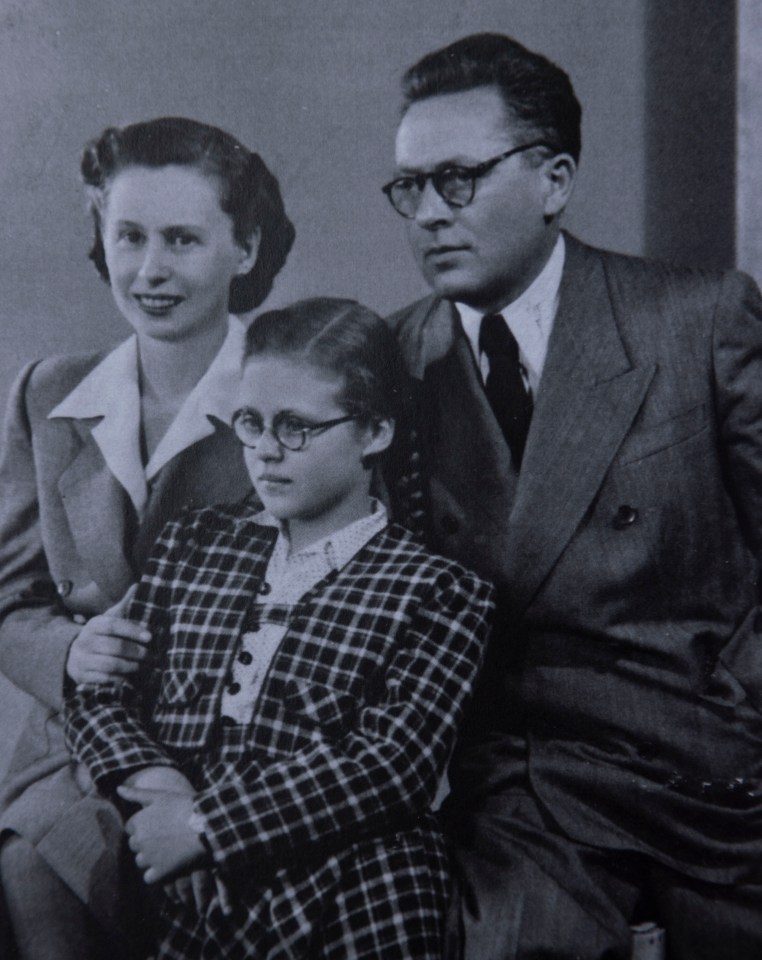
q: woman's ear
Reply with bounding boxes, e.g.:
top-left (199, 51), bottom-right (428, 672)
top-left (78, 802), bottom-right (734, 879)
top-left (361, 417), bottom-right (395, 462)
top-left (236, 227), bottom-right (261, 275)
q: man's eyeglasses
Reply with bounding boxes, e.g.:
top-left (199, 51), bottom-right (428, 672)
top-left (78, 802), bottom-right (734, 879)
top-left (231, 408), bottom-right (358, 452)
top-left (382, 140), bottom-right (553, 219)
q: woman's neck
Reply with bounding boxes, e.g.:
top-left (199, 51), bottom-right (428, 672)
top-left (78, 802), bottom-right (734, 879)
top-left (136, 320), bottom-right (228, 405)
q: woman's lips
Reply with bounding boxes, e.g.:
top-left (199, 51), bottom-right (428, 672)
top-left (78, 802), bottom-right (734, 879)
top-left (134, 293), bottom-right (184, 314)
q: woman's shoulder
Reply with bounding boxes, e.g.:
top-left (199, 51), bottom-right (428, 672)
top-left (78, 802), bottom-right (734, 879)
top-left (16, 350), bottom-right (110, 413)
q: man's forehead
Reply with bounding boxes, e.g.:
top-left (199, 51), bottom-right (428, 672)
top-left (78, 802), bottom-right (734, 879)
top-left (394, 86), bottom-right (516, 170)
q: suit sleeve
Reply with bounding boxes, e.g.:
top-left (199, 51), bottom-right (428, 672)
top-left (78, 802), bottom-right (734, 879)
top-left (712, 270), bottom-right (762, 556)
top-left (194, 568), bottom-right (494, 879)
top-left (63, 519), bottom-right (186, 782)
top-left (0, 362), bottom-right (80, 710)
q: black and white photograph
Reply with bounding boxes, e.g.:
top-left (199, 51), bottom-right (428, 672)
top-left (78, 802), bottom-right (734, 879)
top-left (0, 2), bottom-right (759, 957)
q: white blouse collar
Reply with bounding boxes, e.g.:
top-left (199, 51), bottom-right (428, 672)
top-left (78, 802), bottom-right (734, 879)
top-left (49, 316), bottom-right (246, 515)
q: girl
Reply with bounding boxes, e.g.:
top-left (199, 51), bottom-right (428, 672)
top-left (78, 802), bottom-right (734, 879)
top-left (0, 116), bottom-right (294, 958)
top-left (65, 298), bottom-right (494, 959)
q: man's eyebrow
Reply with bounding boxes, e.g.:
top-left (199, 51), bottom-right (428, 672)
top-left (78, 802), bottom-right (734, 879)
top-left (394, 157), bottom-right (475, 176)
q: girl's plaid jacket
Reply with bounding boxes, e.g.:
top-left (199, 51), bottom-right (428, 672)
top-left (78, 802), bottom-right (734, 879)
top-left (64, 498), bottom-right (494, 958)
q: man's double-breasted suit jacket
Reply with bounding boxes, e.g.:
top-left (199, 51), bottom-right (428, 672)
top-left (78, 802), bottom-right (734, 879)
top-left (389, 233), bottom-right (762, 883)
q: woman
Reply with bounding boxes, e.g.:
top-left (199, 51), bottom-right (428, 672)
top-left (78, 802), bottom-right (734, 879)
top-left (66, 298), bottom-right (494, 958)
top-left (0, 116), bottom-right (294, 958)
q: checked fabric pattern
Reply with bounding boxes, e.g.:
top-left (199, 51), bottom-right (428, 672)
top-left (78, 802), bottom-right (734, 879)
top-left (65, 499), bottom-right (494, 959)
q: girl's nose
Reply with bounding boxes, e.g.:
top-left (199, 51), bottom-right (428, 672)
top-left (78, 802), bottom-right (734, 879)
top-left (255, 425), bottom-right (284, 460)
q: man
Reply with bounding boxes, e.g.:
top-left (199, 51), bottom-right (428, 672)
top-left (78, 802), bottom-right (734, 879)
top-left (384, 32), bottom-right (762, 960)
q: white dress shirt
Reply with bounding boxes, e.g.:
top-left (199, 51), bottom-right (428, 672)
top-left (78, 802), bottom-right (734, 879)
top-left (48, 317), bottom-right (246, 517)
top-left (456, 234), bottom-right (565, 397)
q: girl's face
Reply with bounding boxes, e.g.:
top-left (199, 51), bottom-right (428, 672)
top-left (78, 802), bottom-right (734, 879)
top-left (238, 357), bottom-right (393, 548)
top-left (101, 164), bottom-right (258, 344)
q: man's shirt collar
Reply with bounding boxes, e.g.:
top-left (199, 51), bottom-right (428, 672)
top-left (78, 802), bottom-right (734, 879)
top-left (456, 234), bottom-right (565, 394)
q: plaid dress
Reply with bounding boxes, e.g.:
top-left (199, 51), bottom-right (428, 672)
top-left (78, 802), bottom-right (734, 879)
top-left (65, 499), bottom-right (494, 959)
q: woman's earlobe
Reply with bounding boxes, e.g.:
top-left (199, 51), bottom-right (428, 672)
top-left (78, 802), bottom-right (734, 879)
top-left (237, 228), bottom-right (261, 275)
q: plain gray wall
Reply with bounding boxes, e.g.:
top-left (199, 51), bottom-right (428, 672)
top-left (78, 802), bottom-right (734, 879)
top-left (0, 0), bottom-right (738, 774)
top-left (0, 0), bottom-right (650, 400)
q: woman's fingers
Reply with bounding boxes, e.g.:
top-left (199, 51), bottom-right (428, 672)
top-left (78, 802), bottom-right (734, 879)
top-left (67, 614), bottom-right (151, 683)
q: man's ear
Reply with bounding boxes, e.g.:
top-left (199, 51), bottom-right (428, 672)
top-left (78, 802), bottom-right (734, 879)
top-left (542, 153), bottom-right (576, 219)
top-left (236, 227), bottom-right (261, 275)
top-left (362, 417), bottom-right (395, 462)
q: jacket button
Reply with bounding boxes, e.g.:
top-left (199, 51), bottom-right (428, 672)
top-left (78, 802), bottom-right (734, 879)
top-left (440, 514), bottom-right (459, 536)
top-left (613, 505), bottom-right (638, 529)
top-left (238, 650), bottom-right (253, 666)
top-left (56, 580), bottom-right (73, 598)
top-left (227, 681), bottom-right (241, 695)
top-left (259, 581), bottom-right (272, 596)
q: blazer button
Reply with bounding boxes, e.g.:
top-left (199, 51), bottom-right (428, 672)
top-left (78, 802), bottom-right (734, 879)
top-left (440, 514), bottom-right (459, 536)
top-left (227, 681), bottom-right (241, 695)
top-left (259, 581), bottom-right (272, 596)
top-left (56, 580), bottom-right (73, 598)
top-left (613, 505), bottom-right (638, 529)
top-left (238, 650), bottom-right (253, 666)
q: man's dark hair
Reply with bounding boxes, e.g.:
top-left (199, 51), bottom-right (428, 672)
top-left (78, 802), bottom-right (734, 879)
top-left (402, 33), bottom-right (581, 162)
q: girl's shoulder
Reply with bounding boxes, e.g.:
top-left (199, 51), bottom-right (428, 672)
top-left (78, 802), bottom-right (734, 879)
top-left (162, 493), bottom-right (272, 547)
top-left (362, 522), bottom-right (493, 596)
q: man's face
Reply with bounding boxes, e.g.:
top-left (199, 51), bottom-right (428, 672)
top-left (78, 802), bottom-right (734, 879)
top-left (394, 85), bottom-right (562, 312)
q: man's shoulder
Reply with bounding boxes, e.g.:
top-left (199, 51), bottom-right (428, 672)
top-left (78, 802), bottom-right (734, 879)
top-left (386, 292), bottom-right (440, 333)
top-left (566, 232), bottom-right (758, 304)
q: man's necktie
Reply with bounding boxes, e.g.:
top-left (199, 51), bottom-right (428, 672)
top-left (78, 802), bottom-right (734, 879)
top-left (479, 313), bottom-right (533, 466)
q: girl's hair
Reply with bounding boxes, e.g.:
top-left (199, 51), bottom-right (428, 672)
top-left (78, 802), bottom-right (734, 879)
top-left (243, 298), bottom-right (410, 425)
top-left (245, 297), bottom-right (429, 537)
top-left (81, 116), bottom-right (295, 312)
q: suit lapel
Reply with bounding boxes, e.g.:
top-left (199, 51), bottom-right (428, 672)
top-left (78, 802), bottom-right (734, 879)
top-left (504, 238), bottom-right (655, 611)
top-left (417, 301), bottom-right (520, 574)
top-left (58, 421), bottom-right (137, 601)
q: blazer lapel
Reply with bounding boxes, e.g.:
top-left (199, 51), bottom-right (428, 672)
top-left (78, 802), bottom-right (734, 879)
top-left (133, 420), bottom-right (250, 571)
top-left (504, 238), bottom-right (655, 612)
top-left (416, 300), bottom-right (520, 575)
top-left (58, 421), bottom-right (137, 601)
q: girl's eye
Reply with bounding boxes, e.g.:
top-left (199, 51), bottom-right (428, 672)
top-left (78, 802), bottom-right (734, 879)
top-left (281, 416), bottom-right (309, 434)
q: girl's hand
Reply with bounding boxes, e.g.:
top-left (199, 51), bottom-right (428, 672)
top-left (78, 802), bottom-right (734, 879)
top-left (117, 784), bottom-right (207, 884)
top-left (66, 586), bottom-right (151, 684)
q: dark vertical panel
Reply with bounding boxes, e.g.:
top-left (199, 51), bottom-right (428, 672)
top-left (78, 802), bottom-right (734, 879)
top-left (645, 0), bottom-right (736, 269)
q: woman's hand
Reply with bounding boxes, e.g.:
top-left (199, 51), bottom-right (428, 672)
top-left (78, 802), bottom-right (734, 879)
top-left (123, 765), bottom-right (195, 795)
top-left (164, 869), bottom-right (232, 917)
top-left (66, 586), bottom-right (151, 684)
top-left (117, 784), bottom-right (207, 884)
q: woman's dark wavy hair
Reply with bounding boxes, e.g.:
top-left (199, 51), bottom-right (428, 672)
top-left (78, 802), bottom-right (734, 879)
top-left (243, 298), bottom-right (410, 427)
top-left (402, 32), bottom-right (582, 162)
top-left (81, 116), bottom-right (295, 313)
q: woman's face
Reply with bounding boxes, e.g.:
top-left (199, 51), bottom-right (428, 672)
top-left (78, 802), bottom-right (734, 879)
top-left (238, 356), bottom-right (392, 547)
top-left (100, 164), bottom-right (258, 344)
